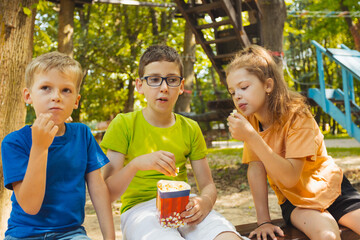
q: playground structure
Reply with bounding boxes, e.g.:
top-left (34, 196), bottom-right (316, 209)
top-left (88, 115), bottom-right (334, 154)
top-left (174, 0), bottom-right (261, 84)
top-left (308, 41), bottom-right (360, 143)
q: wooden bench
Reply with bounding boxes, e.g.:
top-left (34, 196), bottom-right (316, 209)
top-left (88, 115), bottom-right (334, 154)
top-left (236, 218), bottom-right (360, 240)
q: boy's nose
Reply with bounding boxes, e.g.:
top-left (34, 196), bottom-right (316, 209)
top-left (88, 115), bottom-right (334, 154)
top-left (159, 80), bottom-right (169, 92)
top-left (51, 90), bottom-right (61, 102)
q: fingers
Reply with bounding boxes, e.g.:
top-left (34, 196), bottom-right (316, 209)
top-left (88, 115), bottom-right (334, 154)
top-left (32, 113), bottom-right (58, 148)
top-left (248, 225), bottom-right (282, 240)
top-left (274, 226), bottom-right (284, 236)
top-left (158, 152), bottom-right (177, 176)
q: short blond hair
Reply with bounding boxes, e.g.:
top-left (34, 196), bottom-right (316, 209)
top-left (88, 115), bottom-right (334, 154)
top-left (25, 51), bottom-right (83, 93)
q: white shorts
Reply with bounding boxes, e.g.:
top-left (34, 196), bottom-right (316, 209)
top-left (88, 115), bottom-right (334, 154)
top-left (120, 197), bottom-right (248, 240)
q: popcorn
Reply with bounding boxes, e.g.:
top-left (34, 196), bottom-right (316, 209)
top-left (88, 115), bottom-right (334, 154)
top-left (230, 109), bottom-right (237, 117)
top-left (156, 180), bottom-right (191, 228)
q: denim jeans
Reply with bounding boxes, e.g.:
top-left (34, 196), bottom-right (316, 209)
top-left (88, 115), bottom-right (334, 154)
top-left (4, 227), bottom-right (91, 240)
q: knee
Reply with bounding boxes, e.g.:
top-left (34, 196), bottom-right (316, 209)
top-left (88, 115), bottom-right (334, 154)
top-left (311, 230), bottom-right (340, 240)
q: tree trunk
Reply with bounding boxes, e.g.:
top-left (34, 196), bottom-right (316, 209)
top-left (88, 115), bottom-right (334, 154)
top-left (174, 22), bottom-right (195, 113)
top-left (123, 78), bottom-right (135, 113)
top-left (0, 0), bottom-right (37, 236)
top-left (340, 1), bottom-right (360, 51)
top-left (58, 0), bottom-right (75, 57)
top-left (258, 0), bottom-right (286, 62)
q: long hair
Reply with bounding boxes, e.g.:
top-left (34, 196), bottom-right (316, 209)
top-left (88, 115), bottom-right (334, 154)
top-left (226, 45), bottom-right (311, 129)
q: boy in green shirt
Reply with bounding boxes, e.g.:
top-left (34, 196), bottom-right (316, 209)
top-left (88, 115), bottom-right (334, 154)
top-left (101, 45), bottom-right (246, 240)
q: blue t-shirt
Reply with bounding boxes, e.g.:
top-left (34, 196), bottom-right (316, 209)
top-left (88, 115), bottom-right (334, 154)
top-left (1, 123), bottom-right (109, 238)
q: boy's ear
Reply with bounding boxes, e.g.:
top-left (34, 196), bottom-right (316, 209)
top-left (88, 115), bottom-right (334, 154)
top-left (265, 78), bottom-right (274, 94)
top-left (135, 78), bottom-right (144, 94)
top-left (179, 79), bottom-right (185, 95)
top-left (23, 88), bottom-right (32, 104)
top-left (74, 94), bottom-right (81, 109)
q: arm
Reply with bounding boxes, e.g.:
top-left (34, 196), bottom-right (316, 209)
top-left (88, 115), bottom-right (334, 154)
top-left (86, 169), bottom-right (115, 240)
top-left (181, 158), bottom-right (216, 225)
top-left (228, 113), bottom-right (305, 188)
top-left (248, 161), bottom-right (284, 239)
top-left (103, 149), bottom-right (177, 202)
top-left (13, 113), bottom-right (58, 215)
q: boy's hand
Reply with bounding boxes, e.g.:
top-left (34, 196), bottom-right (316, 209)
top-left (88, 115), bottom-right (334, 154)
top-left (181, 195), bottom-right (212, 225)
top-left (132, 150), bottom-right (177, 177)
top-left (31, 113), bottom-right (58, 149)
top-left (227, 112), bottom-right (256, 142)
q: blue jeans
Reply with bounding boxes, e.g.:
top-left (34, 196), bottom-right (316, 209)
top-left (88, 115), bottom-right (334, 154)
top-left (4, 227), bottom-right (91, 240)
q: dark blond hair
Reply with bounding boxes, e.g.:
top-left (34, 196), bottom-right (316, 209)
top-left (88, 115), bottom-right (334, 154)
top-left (138, 45), bottom-right (184, 78)
top-left (226, 45), bottom-right (311, 128)
top-left (25, 51), bottom-right (83, 93)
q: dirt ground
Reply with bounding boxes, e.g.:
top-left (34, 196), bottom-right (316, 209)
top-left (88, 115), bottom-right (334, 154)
top-left (83, 155), bottom-right (360, 239)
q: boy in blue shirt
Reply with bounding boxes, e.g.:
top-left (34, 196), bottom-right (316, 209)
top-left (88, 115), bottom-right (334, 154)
top-left (101, 45), bottom-right (246, 240)
top-left (1, 52), bottom-right (115, 239)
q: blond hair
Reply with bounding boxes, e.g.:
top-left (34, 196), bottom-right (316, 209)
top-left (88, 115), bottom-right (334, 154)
top-left (25, 52), bottom-right (83, 93)
top-left (226, 45), bottom-right (311, 128)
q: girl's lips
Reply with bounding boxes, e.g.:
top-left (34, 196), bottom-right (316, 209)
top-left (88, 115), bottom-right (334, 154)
top-left (238, 103), bottom-right (247, 111)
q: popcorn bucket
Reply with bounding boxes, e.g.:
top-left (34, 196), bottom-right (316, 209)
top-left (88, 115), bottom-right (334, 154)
top-left (156, 180), bottom-right (191, 228)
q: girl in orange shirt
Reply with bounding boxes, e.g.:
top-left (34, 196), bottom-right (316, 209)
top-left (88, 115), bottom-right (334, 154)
top-left (226, 45), bottom-right (360, 240)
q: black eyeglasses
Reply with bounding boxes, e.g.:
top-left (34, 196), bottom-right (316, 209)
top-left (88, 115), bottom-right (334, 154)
top-left (141, 76), bottom-right (183, 87)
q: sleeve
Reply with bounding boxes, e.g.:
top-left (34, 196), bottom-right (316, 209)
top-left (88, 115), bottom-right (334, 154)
top-left (1, 133), bottom-right (30, 190)
top-left (242, 142), bottom-right (260, 164)
top-left (285, 116), bottom-right (320, 161)
top-left (85, 125), bottom-right (110, 174)
top-left (100, 114), bottom-right (130, 155)
top-left (188, 121), bottom-right (207, 161)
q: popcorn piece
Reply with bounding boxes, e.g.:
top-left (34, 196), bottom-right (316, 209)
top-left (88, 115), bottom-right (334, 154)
top-left (230, 109), bottom-right (237, 117)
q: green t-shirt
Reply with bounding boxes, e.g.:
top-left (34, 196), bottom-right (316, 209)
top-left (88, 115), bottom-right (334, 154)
top-left (100, 110), bottom-right (207, 213)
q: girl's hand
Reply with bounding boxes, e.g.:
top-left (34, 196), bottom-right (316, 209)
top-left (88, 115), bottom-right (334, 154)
top-left (249, 223), bottom-right (284, 240)
top-left (132, 150), bottom-right (177, 177)
top-left (181, 195), bottom-right (212, 225)
top-left (227, 112), bottom-right (256, 142)
top-left (31, 113), bottom-right (58, 149)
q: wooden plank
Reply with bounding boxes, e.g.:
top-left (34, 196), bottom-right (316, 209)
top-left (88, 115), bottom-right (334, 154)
top-left (205, 35), bottom-right (237, 45)
top-left (184, 1), bottom-right (222, 14)
top-left (195, 19), bottom-right (231, 30)
top-left (213, 52), bottom-right (236, 60)
top-left (236, 219), bottom-right (360, 240)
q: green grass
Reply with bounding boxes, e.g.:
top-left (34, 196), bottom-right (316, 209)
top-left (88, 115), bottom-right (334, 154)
top-left (327, 148), bottom-right (360, 158)
top-left (207, 147), bottom-right (360, 167)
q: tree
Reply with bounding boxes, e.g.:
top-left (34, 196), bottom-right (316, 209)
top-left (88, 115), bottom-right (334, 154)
top-left (0, 0), bottom-right (37, 236)
top-left (174, 22), bottom-right (196, 113)
top-left (58, 0), bottom-right (75, 57)
top-left (258, 0), bottom-right (287, 60)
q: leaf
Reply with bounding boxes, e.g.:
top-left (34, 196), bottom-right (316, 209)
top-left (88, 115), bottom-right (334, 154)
top-left (23, 7), bottom-right (32, 16)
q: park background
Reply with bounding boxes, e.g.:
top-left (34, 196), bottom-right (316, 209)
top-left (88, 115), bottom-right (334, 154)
top-left (1, 0), bottom-right (360, 238)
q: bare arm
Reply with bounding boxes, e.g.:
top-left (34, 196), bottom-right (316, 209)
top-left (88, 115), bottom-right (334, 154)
top-left (103, 149), bottom-right (177, 202)
top-left (248, 161), bottom-right (284, 239)
top-left (86, 169), bottom-right (115, 240)
top-left (228, 113), bottom-right (305, 188)
top-left (181, 158), bottom-right (216, 225)
top-left (13, 113), bottom-right (58, 215)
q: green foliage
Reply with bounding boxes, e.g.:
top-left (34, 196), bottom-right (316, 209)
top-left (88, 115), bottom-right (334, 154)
top-left (327, 148), bottom-right (360, 158)
top-left (284, 0), bottom-right (360, 133)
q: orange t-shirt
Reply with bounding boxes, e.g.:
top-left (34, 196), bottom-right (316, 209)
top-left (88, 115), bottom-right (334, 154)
top-left (242, 113), bottom-right (342, 211)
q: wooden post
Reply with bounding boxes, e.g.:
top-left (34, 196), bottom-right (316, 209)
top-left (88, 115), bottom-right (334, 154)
top-left (0, 0), bottom-right (37, 236)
